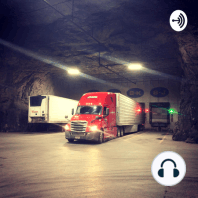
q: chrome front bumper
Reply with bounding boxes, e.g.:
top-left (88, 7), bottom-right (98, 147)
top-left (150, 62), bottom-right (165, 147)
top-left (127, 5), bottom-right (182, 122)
top-left (65, 131), bottom-right (99, 141)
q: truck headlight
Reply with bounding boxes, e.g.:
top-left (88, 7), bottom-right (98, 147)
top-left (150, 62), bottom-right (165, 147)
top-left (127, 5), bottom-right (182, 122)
top-left (65, 124), bottom-right (70, 131)
top-left (90, 125), bottom-right (98, 132)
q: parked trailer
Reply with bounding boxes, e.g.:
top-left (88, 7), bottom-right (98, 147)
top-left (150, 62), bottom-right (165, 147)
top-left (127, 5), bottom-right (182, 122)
top-left (65, 92), bottom-right (144, 143)
top-left (149, 102), bottom-right (170, 131)
top-left (28, 95), bottom-right (78, 128)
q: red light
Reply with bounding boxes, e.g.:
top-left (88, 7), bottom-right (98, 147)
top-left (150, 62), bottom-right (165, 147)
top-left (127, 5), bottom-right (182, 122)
top-left (145, 109), bottom-right (149, 113)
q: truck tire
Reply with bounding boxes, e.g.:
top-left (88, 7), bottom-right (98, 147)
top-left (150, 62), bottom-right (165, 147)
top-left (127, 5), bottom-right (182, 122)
top-left (68, 139), bottom-right (74, 143)
top-left (117, 127), bottom-right (121, 137)
top-left (120, 127), bottom-right (124, 137)
top-left (98, 132), bottom-right (104, 144)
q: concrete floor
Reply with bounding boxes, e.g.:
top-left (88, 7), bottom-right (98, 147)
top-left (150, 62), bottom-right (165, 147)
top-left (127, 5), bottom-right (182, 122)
top-left (0, 131), bottom-right (198, 198)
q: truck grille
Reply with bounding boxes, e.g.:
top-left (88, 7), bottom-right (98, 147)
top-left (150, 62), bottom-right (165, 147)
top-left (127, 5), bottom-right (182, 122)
top-left (71, 121), bottom-right (87, 132)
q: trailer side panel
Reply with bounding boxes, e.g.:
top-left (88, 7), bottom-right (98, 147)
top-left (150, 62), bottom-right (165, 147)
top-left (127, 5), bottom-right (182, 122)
top-left (116, 93), bottom-right (143, 126)
top-left (49, 96), bottom-right (78, 123)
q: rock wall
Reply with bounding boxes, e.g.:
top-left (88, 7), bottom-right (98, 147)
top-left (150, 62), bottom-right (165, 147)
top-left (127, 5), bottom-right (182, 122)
top-left (0, 48), bottom-right (55, 132)
top-left (172, 26), bottom-right (198, 143)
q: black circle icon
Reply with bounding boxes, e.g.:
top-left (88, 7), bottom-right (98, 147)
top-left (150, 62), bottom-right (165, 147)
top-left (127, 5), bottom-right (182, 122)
top-left (158, 159), bottom-right (179, 178)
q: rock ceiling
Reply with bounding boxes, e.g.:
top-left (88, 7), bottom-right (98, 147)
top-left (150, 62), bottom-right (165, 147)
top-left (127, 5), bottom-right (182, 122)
top-left (0, 0), bottom-right (198, 84)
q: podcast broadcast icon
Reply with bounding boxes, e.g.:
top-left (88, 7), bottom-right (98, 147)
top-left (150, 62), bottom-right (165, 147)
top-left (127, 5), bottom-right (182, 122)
top-left (170, 10), bottom-right (188, 32)
top-left (151, 151), bottom-right (186, 186)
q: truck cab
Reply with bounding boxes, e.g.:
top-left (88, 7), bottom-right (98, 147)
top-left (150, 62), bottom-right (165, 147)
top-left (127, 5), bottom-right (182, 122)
top-left (65, 92), bottom-right (117, 143)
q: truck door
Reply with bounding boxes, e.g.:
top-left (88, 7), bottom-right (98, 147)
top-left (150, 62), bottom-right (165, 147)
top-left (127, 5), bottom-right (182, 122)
top-left (103, 106), bottom-right (109, 128)
top-left (102, 106), bottom-right (111, 138)
top-left (103, 104), bottom-right (116, 137)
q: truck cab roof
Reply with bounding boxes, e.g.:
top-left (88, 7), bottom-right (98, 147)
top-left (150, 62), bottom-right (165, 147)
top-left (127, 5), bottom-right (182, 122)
top-left (79, 92), bottom-right (115, 106)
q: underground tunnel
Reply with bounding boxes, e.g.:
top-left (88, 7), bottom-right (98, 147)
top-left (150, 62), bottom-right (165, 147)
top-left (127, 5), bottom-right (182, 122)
top-left (0, 0), bottom-right (198, 143)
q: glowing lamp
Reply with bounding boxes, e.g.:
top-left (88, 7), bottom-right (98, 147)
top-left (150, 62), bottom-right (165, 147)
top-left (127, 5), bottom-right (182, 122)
top-left (68, 68), bottom-right (80, 75)
top-left (168, 109), bottom-right (175, 114)
top-left (90, 125), bottom-right (98, 132)
top-left (136, 108), bottom-right (141, 112)
top-left (128, 63), bottom-right (142, 70)
top-left (65, 124), bottom-right (70, 130)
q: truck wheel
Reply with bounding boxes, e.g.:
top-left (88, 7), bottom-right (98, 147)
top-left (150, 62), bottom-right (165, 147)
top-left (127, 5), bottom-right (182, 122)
top-left (68, 139), bottom-right (74, 143)
top-left (98, 132), bottom-right (104, 144)
top-left (117, 127), bottom-right (121, 137)
top-left (120, 127), bottom-right (124, 137)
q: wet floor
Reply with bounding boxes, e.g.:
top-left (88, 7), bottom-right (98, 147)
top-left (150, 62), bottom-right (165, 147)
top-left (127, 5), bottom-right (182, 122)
top-left (0, 131), bottom-right (198, 198)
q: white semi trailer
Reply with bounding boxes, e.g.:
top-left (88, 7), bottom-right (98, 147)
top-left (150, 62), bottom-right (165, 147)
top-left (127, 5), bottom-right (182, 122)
top-left (28, 95), bottom-right (78, 127)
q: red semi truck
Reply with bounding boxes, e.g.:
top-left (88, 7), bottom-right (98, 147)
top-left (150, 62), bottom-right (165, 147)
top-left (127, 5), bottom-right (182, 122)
top-left (65, 92), bottom-right (144, 143)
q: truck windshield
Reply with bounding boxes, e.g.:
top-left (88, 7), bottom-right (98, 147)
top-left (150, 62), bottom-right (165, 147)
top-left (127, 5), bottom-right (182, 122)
top-left (76, 106), bottom-right (102, 115)
top-left (30, 96), bottom-right (46, 106)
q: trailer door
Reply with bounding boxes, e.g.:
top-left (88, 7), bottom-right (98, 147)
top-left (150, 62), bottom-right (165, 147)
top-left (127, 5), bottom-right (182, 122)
top-left (149, 102), bottom-right (170, 127)
top-left (29, 96), bottom-right (47, 121)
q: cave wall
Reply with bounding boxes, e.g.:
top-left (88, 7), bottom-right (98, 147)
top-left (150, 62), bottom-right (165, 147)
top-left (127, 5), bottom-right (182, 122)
top-left (0, 48), bottom-right (55, 132)
top-left (172, 26), bottom-right (198, 143)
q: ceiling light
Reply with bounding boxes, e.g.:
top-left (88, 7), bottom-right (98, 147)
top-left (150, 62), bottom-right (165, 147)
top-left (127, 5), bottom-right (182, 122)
top-left (68, 68), bottom-right (80, 75)
top-left (128, 63), bottom-right (142, 70)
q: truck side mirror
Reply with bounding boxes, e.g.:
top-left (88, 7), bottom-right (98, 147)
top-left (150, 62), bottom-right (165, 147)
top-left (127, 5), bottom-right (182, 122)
top-left (71, 108), bottom-right (74, 115)
top-left (106, 108), bottom-right (109, 116)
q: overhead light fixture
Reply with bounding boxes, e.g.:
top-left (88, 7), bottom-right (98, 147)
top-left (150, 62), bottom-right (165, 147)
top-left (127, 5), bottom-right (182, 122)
top-left (68, 68), bottom-right (80, 75)
top-left (128, 63), bottom-right (142, 70)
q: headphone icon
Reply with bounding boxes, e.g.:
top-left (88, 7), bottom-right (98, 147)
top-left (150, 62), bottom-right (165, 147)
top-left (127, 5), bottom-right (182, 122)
top-left (158, 159), bottom-right (179, 177)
